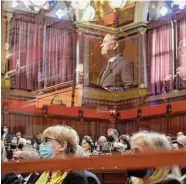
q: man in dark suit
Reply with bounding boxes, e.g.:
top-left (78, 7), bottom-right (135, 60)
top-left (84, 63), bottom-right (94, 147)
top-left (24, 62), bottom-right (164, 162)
top-left (97, 34), bottom-right (134, 90)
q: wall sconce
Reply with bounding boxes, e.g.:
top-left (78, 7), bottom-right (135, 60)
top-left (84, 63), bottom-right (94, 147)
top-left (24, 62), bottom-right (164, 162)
top-left (137, 108), bottom-right (142, 119)
top-left (42, 105), bottom-right (48, 115)
top-left (79, 109), bottom-right (84, 118)
top-left (109, 109), bottom-right (116, 117)
top-left (116, 112), bottom-right (120, 121)
top-left (166, 104), bottom-right (172, 115)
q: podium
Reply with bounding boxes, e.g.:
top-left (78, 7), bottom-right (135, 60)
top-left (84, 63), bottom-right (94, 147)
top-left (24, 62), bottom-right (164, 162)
top-left (82, 85), bottom-right (148, 110)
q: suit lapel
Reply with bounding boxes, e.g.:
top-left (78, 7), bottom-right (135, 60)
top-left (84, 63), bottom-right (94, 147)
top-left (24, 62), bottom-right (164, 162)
top-left (97, 64), bottom-right (107, 84)
top-left (100, 56), bottom-right (122, 85)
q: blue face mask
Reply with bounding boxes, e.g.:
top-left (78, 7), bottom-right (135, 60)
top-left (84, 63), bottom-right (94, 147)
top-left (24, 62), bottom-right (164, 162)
top-left (39, 143), bottom-right (54, 159)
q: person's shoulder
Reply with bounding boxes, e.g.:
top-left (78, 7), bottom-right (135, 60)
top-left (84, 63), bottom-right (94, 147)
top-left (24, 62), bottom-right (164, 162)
top-left (63, 171), bottom-right (88, 184)
top-left (117, 56), bottom-right (131, 65)
top-left (159, 178), bottom-right (181, 184)
top-left (1, 173), bottom-right (20, 184)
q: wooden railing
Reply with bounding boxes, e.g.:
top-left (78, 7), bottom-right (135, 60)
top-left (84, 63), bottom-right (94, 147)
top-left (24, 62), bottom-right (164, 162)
top-left (2, 151), bottom-right (186, 173)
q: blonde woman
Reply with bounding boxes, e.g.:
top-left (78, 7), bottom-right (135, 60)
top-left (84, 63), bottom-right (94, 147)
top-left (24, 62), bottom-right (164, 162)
top-left (127, 131), bottom-right (184, 184)
top-left (35, 125), bottom-right (88, 184)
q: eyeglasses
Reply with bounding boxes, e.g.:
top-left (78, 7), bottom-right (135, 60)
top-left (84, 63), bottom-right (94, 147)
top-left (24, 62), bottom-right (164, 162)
top-left (13, 156), bottom-right (24, 161)
top-left (42, 137), bottom-right (58, 144)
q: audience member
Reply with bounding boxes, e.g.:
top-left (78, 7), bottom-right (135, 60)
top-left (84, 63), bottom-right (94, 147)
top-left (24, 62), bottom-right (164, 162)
top-left (17, 138), bottom-right (27, 150)
top-left (177, 135), bottom-right (186, 150)
top-left (127, 131), bottom-right (183, 184)
top-left (171, 140), bottom-right (184, 151)
top-left (33, 132), bottom-right (42, 151)
top-left (81, 135), bottom-right (97, 157)
top-left (177, 132), bottom-right (184, 138)
top-left (2, 125), bottom-right (12, 145)
top-left (2, 150), bottom-right (40, 184)
top-left (96, 136), bottom-right (107, 152)
top-left (102, 128), bottom-right (119, 153)
top-left (6, 136), bottom-right (18, 160)
top-left (76, 145), bottom-right (101, 184)
top-left (35, 125), bottom-right (88, 184)
top-left (15, 131), bottom-right (22, 140)
top-left (1, 141), bottom-right (8, 162)
top-left (119, 134), bottom-right (131, 151)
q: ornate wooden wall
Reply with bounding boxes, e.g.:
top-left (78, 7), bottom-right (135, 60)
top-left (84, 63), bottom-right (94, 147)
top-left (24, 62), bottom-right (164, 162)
top-left (2, 109), bottom-right (186, 140)
top-left (2, 111), bottom-right (110, 140)
top-left (116, 112), bottom-right (186, 136)
top-left (2, 99), bottom-right (186, 140)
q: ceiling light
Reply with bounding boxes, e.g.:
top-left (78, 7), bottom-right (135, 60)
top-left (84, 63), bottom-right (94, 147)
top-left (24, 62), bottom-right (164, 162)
top-left (55, 9), bottom-right (66, 19)
top-left (82, 6), bottom-right (95, 21)
top-left (12, 0), bottom-right (18, 8)
top-left (22, 0), bottom-right (31, 8)
top-left (109, 0), bottom-right (127, 9)
top-left (173, 1), bottom-right (186, 9)
top-left (71, 0), bottom-right (90, 10)
top-left (159, 6), bottom-right (169, 16)
top-left (29, 0), bottom-right (48, 7)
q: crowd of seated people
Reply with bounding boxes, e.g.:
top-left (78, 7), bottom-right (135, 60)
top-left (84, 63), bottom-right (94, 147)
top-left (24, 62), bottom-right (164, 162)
top-left (1, 124), bottom-right (186, 184)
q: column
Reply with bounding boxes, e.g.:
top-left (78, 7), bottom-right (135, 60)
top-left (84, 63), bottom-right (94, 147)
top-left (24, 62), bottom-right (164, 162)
top-left (138, 27), bottom-right (147, 88)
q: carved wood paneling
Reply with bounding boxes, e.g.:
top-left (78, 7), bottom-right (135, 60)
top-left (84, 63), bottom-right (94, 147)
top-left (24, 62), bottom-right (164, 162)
top-left (116, 113), bottom-right (186, 135)
top-left (5, 112), bottom-right (110, 140)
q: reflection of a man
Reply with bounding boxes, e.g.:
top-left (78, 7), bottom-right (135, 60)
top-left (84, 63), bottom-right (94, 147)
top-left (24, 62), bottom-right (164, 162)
top-left (97, 34), bottom-right (134, 90)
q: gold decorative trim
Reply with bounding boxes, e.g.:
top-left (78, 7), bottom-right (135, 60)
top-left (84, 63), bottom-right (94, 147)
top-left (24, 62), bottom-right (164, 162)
top-left (83, 87), bottom-right (148, 102)
top-left (77, 21), bottom-right (148, 34)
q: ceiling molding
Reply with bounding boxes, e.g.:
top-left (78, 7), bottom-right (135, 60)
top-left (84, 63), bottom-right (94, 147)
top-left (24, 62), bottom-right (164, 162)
top-left (76, 21), bottom-right (148, 35)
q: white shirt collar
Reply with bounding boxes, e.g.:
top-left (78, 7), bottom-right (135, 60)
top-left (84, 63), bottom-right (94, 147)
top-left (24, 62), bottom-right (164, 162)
top-left (108, 55), bottom-right (120, 63)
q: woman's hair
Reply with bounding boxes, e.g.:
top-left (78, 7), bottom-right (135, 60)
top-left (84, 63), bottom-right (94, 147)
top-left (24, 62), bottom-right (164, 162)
top-left (98, 136), bottom-right (107, 144)
top-left (21, 150), bottom-right (40, 160)
top-left (82, 135), bottom-right (95, 152)
top-left (42, 125), bottom-right (79, 154)
top-left (131, 132), bottom-right (183, 183)
top-left (119, 135), bottom-right (131, 150)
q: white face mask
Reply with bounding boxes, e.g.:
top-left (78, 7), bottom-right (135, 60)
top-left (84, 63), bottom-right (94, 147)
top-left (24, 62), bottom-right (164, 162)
top-left (11, 140), bottom-right (17, 144)
top-left (3, 128), bottom-right (8, 133)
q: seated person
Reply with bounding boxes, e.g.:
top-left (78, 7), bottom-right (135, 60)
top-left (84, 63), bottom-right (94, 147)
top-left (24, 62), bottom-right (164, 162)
top-left (126, 131), bottom-right (184, 184)
top-left (81, 136), bottom-right (97, 157)
top-left (102, 128), bottom-right (119, 154)
top-left (2, 150), bottom-right (40, 184)
top-left (36, 125), bottom-right (88, 184)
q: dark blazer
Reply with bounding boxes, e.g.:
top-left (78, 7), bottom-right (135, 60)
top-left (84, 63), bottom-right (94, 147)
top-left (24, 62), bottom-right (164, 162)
top-left (62, 171), bottom-right (88, 184)
top-left (83, 170), bottom-right (101, 184)
top-left (2, 171), bottom-right (87, 184)
top-left (1, 172), bottom-right (40, 184)
top-left (97, 55), bottom-right (133, 88)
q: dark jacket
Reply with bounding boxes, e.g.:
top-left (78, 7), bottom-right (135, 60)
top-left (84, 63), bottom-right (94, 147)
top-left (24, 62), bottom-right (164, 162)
top-left (83, 170), bottom-right (101, 184)
top-left (2, 171), bottom-right (87, 184)
top-left (1, 172), bottom-right (40, 184)
top-left (97, 55), bottom-right (133, 88)
top-left (62, 171), bottom-right (88, 184)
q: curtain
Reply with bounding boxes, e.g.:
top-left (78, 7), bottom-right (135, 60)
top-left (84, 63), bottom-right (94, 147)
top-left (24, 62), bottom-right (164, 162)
top-left (8, 13), bottom-right (76, 90)
top-left (175, 10), bottom-right (186, 89)
top-left (44, 22), bottom-right (76, 87)
top-left (147, 16), bottom-right (173, 94)
top-left (9, 13), bottom-right (44, 90)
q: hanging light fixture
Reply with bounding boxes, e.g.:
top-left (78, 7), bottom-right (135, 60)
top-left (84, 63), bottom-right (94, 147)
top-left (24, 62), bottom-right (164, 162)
top-left (109, 0), bottom-right (127, 9)
top-left (71, 0), bottom-right (90, 10)
top-left (12, 0), bottom-right (18, 8)
top-left (82, 6), bottom-right (95, 21)
top-left (172, 0), bottom-right (186, 9)
top-left (159, 6), bottom-right (169, 16)
top-left (21, 0), bottom-right (57, 12)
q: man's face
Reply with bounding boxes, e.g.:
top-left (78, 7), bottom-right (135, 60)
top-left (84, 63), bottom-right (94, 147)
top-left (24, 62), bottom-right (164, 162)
top-left (108, 130), bottom-right (115, 138)
top-left (100, 34), bottom-right (117, 56)
top-left (16, 132), bottom-right (22, 139)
